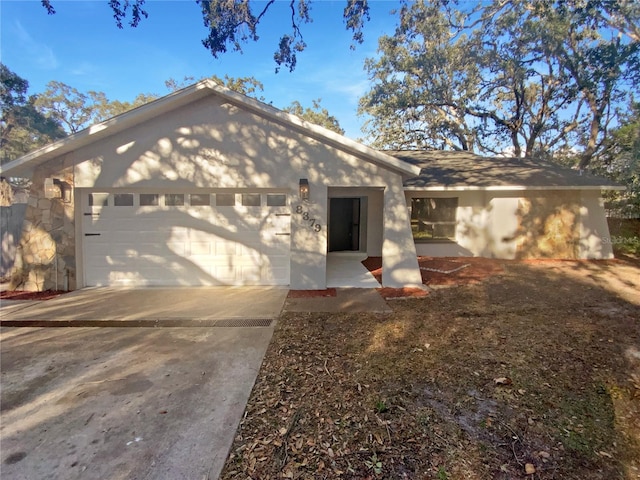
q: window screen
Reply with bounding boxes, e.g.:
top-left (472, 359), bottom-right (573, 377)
top-left (89, 193), bottom-right (109, 207)
top-left (411, 197), bottom-right (458, 241)
top-left (242, 193), bottom-right (261, 207)
top-left (140, 194), bottom-right (159, 206)
top-left (216, 193), bottom-right (236, 206)
top-left (190, 194), bottom-right (210, 206)
top-left (266, 194), bottom-right (287, 206)
top-left (165, 194), bottom-right (185, 206)
top-left (113, 193), bottom-right (134, 206)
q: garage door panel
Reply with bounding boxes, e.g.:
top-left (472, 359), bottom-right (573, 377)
top-left (190, 242), bottom-right (211, 255)
top-left (266, 267), bottom-right (289, 283)
top-left (83, 191), bottom-right (290, 286)
top-left (240, 265), bottom-right (262, 282)
top-left (166, 242), bottom-right (188, 255)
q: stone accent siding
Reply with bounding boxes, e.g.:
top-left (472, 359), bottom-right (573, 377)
top-left (9, 159), bottom-right (76, 291)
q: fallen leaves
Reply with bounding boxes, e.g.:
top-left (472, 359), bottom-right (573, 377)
top-left (494, 377), bottom-right (513, 386)
top-left (220, 259), bottom-right (640, 480)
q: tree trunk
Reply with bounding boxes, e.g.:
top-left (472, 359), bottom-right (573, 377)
top-left (579, 105), bottom-right (603, 169)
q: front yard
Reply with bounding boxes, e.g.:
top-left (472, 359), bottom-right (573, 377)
top-left (221, 257), bottom-right (639, 479)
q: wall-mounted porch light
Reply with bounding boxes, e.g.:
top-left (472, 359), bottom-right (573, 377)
top-left (299, 178), bottom-right (310, 202)
top-left (44, 178), bottom-right (72, 202)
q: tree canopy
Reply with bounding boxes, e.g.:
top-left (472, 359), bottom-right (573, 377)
top-left (358, 0), bottom-right (639, 167)
top-left (41, 0), bottom-right (372, 73)
top-left (164, 75), bottom-right (345, 134)
top-left (1, 68), bottom-right (345, 163)
top-left (0, 64), bottom-right (65, 164)
top-left (283, 99), bottom-right (345, 135)
top-left (592, 102), bottom-right (640, 217)
top-left (33, 81), bottom-right (159, 134)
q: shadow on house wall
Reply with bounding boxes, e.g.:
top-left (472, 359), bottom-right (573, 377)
top-left (1, 204), bottom-right (27, 280)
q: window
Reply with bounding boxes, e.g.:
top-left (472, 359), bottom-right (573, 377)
top-left (215, 193), bottom-right (236, 206)
top-left (165, 194), bottom-right (185, 206)
top-left (89, 193), bottom-right (109, 207)
top-left (113, 193), bottom-right (134, 206)
top-left (241, 193), bottom-right (261, 207)
top-left (267, 194), bottom-right (287, 206)
top-left (140, 194), bottom-right (159, 206)
top-left (411, 197), bottom-right (458, 241)
top-left (190, 193), bottom-right (210, 206)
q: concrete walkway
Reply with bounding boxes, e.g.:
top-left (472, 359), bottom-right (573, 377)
top-left (284, 288), bottom-right (392, 314)
top-left (326, 253), bottom-right (380, 288)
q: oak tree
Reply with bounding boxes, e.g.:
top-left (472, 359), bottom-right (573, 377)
top-left (40, 0), bottom-right (372, 73)
top-left (359, 0), bottom-right (639, 167)
top-left (0, 64), bottom-right (65, 164)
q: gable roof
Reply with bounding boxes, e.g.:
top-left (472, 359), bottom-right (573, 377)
top-left (0, 80), bottom-right (420, 178)
top-left (391, 150), bottom-right (624, 191)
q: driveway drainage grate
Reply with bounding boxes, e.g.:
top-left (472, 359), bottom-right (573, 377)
top-left (215, 318), bottom-right (273, 327)
top-left (0, 318), bottom-right (274, 328)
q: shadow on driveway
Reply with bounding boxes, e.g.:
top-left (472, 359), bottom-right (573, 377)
top-left (0, 287), bottom-right (288, 326)
top-left (0, 287), bottom-right (288, 479)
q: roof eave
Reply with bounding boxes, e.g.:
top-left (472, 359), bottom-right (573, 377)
top-left (403, 184), bottom-right (626, 191)
top-left (0, 81), bottom-right (216, 178)
top-left (207, 83), bottom-right (422, 177)
top-left (1, 79), bottom-right (420, 178)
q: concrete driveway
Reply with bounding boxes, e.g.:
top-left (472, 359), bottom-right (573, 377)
top-left (0, 286), bottom-right (288, 326)
top-left (0, 287), bottom-right (288, 480)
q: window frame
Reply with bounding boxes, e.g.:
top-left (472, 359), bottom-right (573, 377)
top-left (241, 193), bottom-right (261, 207)
top-left (410, 197), bottom-right (458, 242)
top-left (113, 193), bottom-right (134, 207)
top-left (165, 193), bottom-right (185, 207)
top-left (189, 193), bottom-right (211, 206)
top-left (140, 193), bottom-right (160, 206)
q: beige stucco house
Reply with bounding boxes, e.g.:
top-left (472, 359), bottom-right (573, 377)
top-left (0, 80), bottom-right (621, 292)
top-left (1, 80), bottom-right (424, 291)
top-left (392, 151), bottom-right (622, 261)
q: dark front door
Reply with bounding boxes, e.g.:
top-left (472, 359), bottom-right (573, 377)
top-left (329, 198), bottom-right (361, 252)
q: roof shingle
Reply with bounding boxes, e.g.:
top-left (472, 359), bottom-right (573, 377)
top-left (389, 150), bottom-right (622, 190)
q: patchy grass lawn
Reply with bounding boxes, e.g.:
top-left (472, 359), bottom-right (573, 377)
top-left (221, 259), bottom-right (640, 479)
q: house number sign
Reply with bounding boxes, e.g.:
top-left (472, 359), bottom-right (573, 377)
top-left (295, 205), bottom-right (322, 232)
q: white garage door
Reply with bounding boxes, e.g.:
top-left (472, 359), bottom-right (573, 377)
top-left (82, 191), bottom-right (290, 286)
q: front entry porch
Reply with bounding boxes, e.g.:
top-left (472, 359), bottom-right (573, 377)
top-left (326, 252), bottom-right (380, 288)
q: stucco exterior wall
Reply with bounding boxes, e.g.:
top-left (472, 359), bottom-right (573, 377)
top-left (578, 190), bottom-right (615, 259)
top-left (409, 190), bottom-right (613, 260)
top-left (12, 95), bottom-right (421, 290)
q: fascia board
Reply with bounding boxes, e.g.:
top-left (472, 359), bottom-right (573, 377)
top-left (206, 82), bottom-right (422, 177)
top-left (2, 78), bottom-right (417, 179)
top-left (0, 82), bottom-right (215, 178)
top-left (403, 185), bottom-right (626, 192)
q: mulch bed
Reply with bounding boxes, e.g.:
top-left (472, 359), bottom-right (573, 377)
top-left (362, 256), bottom-right (506, 290)
top-left (0, 290), bottom-right (67, 301)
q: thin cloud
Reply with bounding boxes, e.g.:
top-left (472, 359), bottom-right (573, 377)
top-left (70, 62), bottom-right (98, 76)
top-left (12, 20), bottom-right (58, 70)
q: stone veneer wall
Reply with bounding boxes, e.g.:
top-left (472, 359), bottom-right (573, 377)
top-left (9, 159), bottom-right (76, 291)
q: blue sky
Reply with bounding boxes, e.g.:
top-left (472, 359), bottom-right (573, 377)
top-left (1, 0), bottom-right (403, 140)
